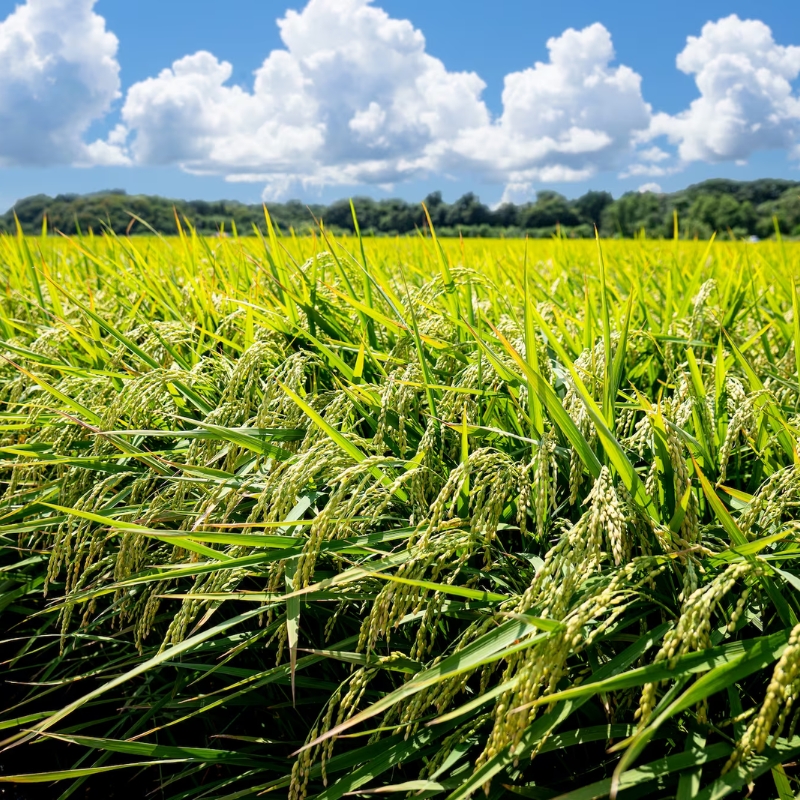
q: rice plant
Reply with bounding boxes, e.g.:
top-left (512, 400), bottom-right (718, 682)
top-left (2, 220), bottom-right (800, 799)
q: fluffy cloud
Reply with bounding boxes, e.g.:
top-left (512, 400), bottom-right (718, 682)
top-left (648, 15), bottom-right (800, 163)
top-left (112, 9), bottom-right (652, 197)
top-left (116, 0), bottom-right (489, 195)
top-left (121, 51), bottom-right (323, 176)
top-left (453, 22), bottom-right (652, 199)
top-left (4, 0), bottom-right (800, 195)
top-left (0, 0), bottom-right (124, 167)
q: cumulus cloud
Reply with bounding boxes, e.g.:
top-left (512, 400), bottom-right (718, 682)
top-left (647, 15), bottom-right (800, 163)
top-left (0, 0), bottom-right (124, 167)
top-left (5, 0), bottom-right (800, 195)
top-left (638, 182), bottom-right (663, 193)
top-left (115, 0), bottom-right (489, 195)
top-left (453, 22), bottom-right (652, 198)
top-left (109, 8), bottom-right (652, 197)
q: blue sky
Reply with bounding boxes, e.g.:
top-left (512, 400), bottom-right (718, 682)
top-left (1, 0), bottom-right (800, 212)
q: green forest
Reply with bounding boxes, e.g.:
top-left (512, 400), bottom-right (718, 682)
top-left (2, 177), bottom-right (800, 238)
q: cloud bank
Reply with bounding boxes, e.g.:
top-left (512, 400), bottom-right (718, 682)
top-left (117, 0), bottom-right (490, 197)
top-left (0, 1), bottom-right (798, 197)
top-left (452, 23), bottom-right (652, 202)
top-left (0, 0), bottom-right (124, 167)
top-left (649, 15), bottom-right (800, 163)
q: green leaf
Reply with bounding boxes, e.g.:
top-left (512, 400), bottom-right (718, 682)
top-left (365, 572), bottom-right (512, 605)
top-left (491, 316), bottom-right (653, 515)
top-left (692, 457), bottom-right (748, 547)
top-left (43, 733), bottom-right (263, 766)
top-left (17, 605), bottom-right (269, 741)
top-left (280, 381), bottom-right (409, 502)
top-left (555, 742), bottom-right (732, 800)
top-left (300, 618), bottom-right (553, 753)
top-left (611, 627), bottom-right (792, 790)
top-left (0, 761), bottom-right (189, 783)
top-left (694, 736), bottom-right (800, 800)
top-left (444, 623), bottom-right (671, 800)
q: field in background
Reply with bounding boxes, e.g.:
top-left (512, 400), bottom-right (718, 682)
top-left (2, 230), bottom-right (800, 798)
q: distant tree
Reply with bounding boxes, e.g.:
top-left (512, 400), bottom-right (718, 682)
top-left (573, 191), bottom-right (614, 229)
top-left (602, 192), bottom-right (668, 238)
top-left (519, 191), bottom-right (579, 230)
top-left (491, 202), bottom-right (518, 228)
top-left (3, 179), bottom-right (800, 238)
top-left (323, 199), bottom-right (357, 232)
top-left (376, 199), bottom-right (417, 234)
top-left (446, 193), bottom-right (491, 228)
top-left (756, 188), bottom-right (800, 237)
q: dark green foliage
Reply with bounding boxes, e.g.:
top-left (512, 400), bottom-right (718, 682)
top-left (3, 232), bottom-right (800, 799)
top-left (2, 178), bottom-right (800, 238)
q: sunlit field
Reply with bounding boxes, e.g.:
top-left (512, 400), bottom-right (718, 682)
top-left (2, 225), bottom-right (800, 799)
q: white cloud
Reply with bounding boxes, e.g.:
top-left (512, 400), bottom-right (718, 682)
top-left (498, 182), bottom-right (535, 205)
top-left (451, 23), bottom-right (652, 196)
top-left (115, 0), bottom-right (489, 194)
top-left (648, 15), bottom-right (800, 163)
top-left (619, 163), bottom-right (669, 178)
top-left (637, 182), bottom-right (662, 193)
top-left (5, 1), bottom-right (800, 194)
top-left (108, 10), bottom-right (652, 196)
top-left (0, 0), bottom-right (124, 167)
top-left (639, 146), bottom-right (670, 163)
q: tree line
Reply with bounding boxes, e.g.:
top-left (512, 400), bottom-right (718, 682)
top-left (2, 178), bottom-right (800, 238)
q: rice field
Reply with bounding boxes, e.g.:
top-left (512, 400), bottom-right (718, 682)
top-left (2, 223), bottom-right (800, 799)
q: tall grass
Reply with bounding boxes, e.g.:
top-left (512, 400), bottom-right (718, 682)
top-left (2, 224), bottom-right (800, 798)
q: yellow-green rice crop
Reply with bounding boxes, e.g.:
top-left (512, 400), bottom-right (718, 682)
top-left (2, 224), bottom-right (800, 798)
